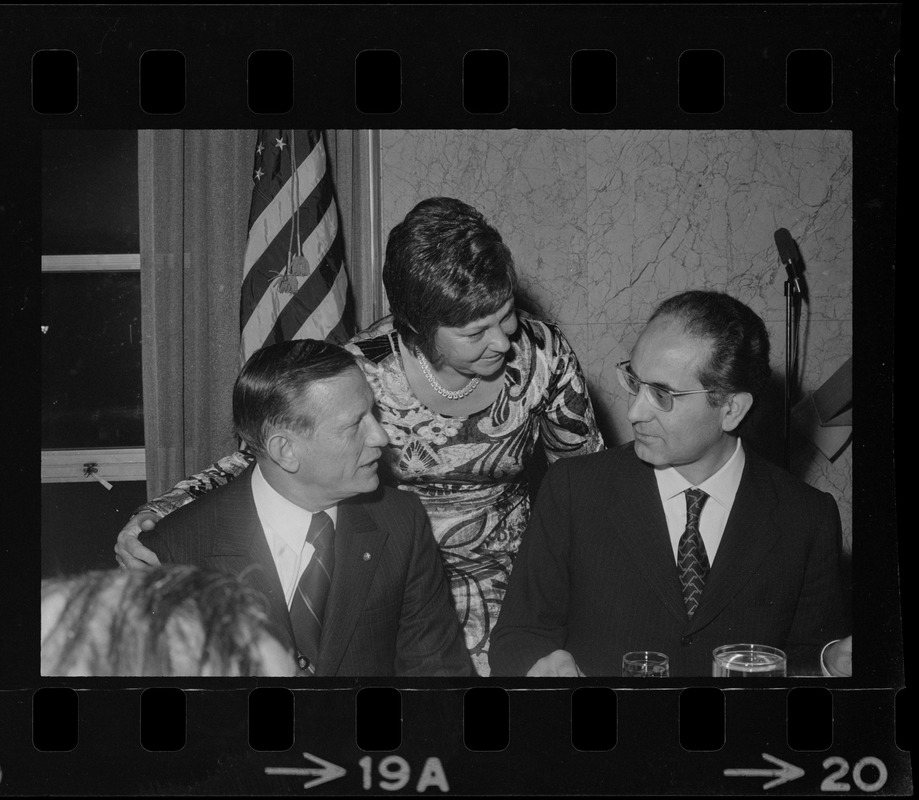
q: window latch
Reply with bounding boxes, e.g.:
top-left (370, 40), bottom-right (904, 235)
top-left (83, 462), bottom-right (113, 490)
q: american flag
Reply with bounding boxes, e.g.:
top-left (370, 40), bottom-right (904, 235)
top-left (240, 130), bottom-right (355, 362)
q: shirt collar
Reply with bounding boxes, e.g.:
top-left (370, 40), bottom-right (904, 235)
top-left (251, 464), bottom-right (338, 552)
top-left (654, 437), bottom-right (746, 510)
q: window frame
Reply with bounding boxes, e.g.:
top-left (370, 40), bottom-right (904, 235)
top-left (41, 253), bottom-right (146, 484)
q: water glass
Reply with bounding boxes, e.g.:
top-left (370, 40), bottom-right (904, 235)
top-left (712, 644), bottom-right (786, 677)
top-left (622, 651), bottom-right (670, 677)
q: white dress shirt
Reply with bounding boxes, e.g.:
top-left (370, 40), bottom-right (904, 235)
top-left (653, 437), bottom-right (746, 565)
top-left (250, 464), bottom-right (339, 608)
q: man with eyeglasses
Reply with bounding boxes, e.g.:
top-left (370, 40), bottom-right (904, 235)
top-left (490, 290), bottom-right (851, 677)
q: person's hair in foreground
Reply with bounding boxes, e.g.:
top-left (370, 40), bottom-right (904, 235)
top-left (233, 338), bottom-right (357, 457)
top-left (383, 197), bottom-right (519, 364)
top-left (41, 565), bottom-right (294, 676)
top-left (649, 289), bottom-right (772, 408)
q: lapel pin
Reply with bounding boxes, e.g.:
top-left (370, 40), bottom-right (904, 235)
top-left (362, 552), bottom-right (372, 561)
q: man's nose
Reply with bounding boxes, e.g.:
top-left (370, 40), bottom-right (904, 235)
top-left (626, 386), bottom-right (655, 423)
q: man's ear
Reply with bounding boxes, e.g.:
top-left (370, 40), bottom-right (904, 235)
top-left (265, 431), bottom-right (300, 473)
top-left (721, 392), bottom-right (754, 433)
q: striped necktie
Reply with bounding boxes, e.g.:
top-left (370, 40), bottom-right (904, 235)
top-left (677, 488), bottom-right (710, 618)
top-left (288, 510), bottom-right (335, 673)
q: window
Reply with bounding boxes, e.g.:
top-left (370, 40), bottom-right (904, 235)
top-left (41, 130), bottom-right (145, 483)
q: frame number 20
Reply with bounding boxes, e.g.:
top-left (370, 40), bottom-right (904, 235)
top-left (822, 757), bottom-right (888, 792)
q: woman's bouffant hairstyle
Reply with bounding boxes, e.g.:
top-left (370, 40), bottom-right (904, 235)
top-left (41, 565), bottom-right (292, 677)
top-left (383, 197), bottom-right (518, 363)
top-left (233, 339), bottom-right (356, 456)
top-left (649, 290), bottom-right (772, 410)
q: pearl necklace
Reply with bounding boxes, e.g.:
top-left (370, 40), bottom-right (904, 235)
top-left (416, 351), bottom-right (480, 400)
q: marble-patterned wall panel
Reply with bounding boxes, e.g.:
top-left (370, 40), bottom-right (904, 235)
top-left (584, 130), bottom-right (852, 327)
top-left (380, 129), bottom-right (589, 326)
top-left (585, 321), bottom-right (643, 448)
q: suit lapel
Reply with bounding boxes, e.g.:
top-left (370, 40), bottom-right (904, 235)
top-left (316, 498), bottom-right (388, 676)
top-left (687, 450), bottom-right (782, 632)
top-left (205, 467), bottom-right (297, 652)
top-left (609, 449), bottom-right (689, 624)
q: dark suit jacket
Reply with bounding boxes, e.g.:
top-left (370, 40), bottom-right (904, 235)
top-left (141, 465), bottom-right (473, 677)
top-left (490, 443), bottom-right (849, 677)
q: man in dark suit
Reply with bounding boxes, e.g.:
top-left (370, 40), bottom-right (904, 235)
top-left (141, 339), bottom-right (473, 677)
top-left (490, 291), bottom-right (852, 678)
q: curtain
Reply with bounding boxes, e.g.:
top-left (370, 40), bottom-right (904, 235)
top-left (138, 130), bottom-right (377, 498)
top-left (327, 130), bottom-right (383, 329)
top-left (138, 130), bottom-right (254, 497)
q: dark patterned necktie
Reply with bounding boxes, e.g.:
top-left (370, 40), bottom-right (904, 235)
top-left (288, 511), bottom-right (335, 673)
top-left (678, 488), bottom-right (710, 618)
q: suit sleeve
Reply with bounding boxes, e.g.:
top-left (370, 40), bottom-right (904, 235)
top-left (394, 500), bottom-right (475, 677)
top-left (489, 459), bottom-right (575, 676)
top-left (138, 513), bottom-right (197, 567)
top-left (785, 491), bottom-right (850, 676)
top-left (139, 527), bottom-right (175, 565)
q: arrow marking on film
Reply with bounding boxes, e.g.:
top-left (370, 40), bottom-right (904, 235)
top-left (724, 752), bottom-right (805, 790)
top-left (265, 751), bottom-right (347, 790)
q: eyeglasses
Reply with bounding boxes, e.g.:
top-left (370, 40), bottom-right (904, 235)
top-left (616, 360), bottom-right (718, 413)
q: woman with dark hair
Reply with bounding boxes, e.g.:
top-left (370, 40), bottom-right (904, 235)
top-left (115, 198), bottom-right (604, 675)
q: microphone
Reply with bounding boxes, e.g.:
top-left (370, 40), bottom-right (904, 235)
top-left (773, 228), bottom-right (807, 299)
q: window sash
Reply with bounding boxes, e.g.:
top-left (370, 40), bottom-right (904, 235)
top-left (42, 253), bottom-right (145, 482)
top-left (41, 254), bottom-right (140, 272)
top-left (41, 448), bottom-right (146, 483)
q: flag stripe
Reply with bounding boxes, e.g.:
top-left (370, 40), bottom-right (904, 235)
top-left (243, 134), bottom-right (326, 278)
top-left (326, 316), bottom-right (351, 344)
top-left (292, 255), bottom-right (351, 341)
top-left (240, 165), bottom-right (335, 332)
top-left (241, 196), bottom-right (338, 349)
top-left (239, 128), bottom-right (354, 362)
top-left (265, 247), bottom-right (343, 344)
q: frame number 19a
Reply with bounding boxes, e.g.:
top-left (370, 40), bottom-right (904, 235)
top-left (359, 756), bottom-right (450, 793)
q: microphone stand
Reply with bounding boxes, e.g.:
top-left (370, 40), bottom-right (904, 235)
top-left (783, 269), bottom-right (804, 470)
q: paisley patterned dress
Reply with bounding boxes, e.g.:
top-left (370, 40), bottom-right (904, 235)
top-left (141, 315), bottom-right (604, 675)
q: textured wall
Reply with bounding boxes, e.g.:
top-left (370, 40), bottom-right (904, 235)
top-left (380, 130), bottom-right (853, 549)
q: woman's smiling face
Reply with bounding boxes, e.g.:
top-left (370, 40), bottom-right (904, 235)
top-left (431, 299), bottom-right (519, 377)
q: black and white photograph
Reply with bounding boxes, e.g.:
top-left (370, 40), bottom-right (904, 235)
top-left (41, 127), bottom-right (856, 680)
top-left (6, 3), bottom-right (905, 796)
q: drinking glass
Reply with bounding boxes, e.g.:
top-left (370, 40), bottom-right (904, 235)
top-left (622, 651), bottom-right (670, 677)
top-left (712, 644), bottom-right (786, 677)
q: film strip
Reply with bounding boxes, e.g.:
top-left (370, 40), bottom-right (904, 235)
top-left (4, 3), bottom-right (905, 795)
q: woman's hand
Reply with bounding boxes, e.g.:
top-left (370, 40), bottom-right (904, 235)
top-left (114, 512), bottom-right (162, 569)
